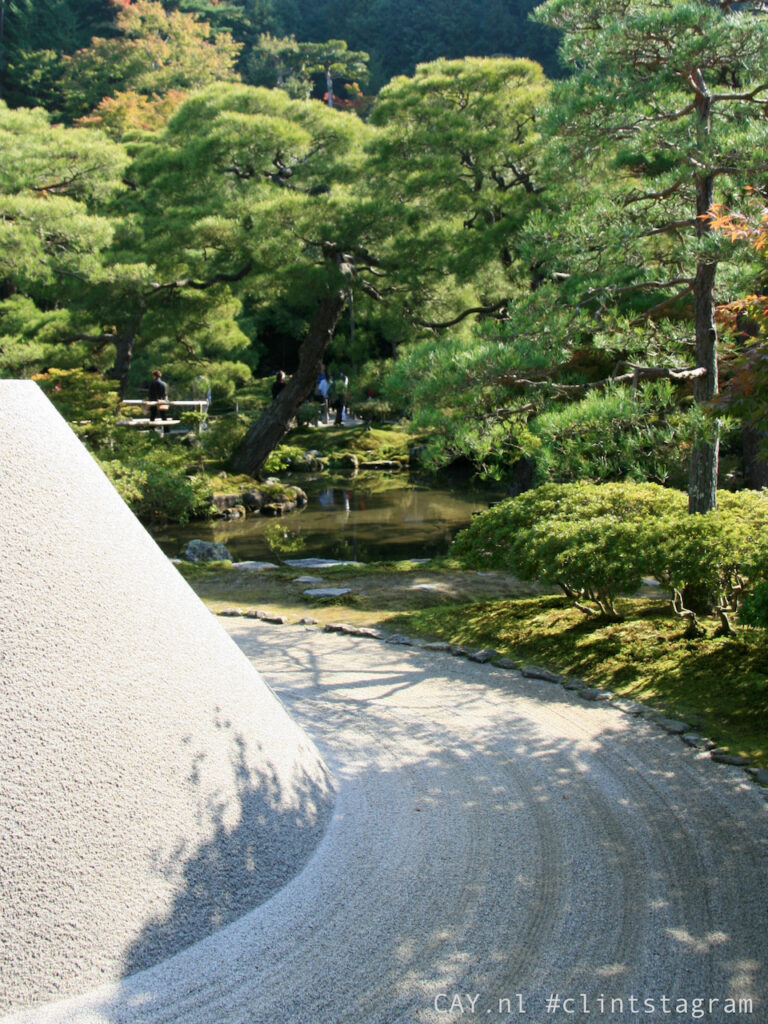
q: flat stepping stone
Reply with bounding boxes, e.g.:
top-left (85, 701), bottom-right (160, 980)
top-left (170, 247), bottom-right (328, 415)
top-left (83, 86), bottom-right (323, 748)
top-left (493, 656), bottom-right (520, 670)
top-left (682, 733), bottom-right (716, 750)
top-left (324, 623), bottom-right (383, 639)
top-left (285, 558), bottom-right (362, 568)
top-left (231, 561), bottom-right (279, 570)
top-left (467, 648), bottom-right (500, 663)
top-left (522, 665), bottom-right (563, 684)
top-left (244, 609), bottom-right (287, 623)
top-left (303, 588), bottom-right (352, 598)
top-left (562, 676), bottom-right (586, 691)
top-left (295, 575), bottom-right (325, 583)
top-left (386, 634), bottom-right (416, 645)
top-left (217, 608), bottom-right (244, 617)
top-left (710, 750), bottom-right (751, 766)
top-left (421, 641), bottom-right (453, 651)
top-left (300, 617), bottom-right (319, 625)
top-left (578, 687), bottom-right (613, 702)
top-left (655, 717), bottom-right (693, 735)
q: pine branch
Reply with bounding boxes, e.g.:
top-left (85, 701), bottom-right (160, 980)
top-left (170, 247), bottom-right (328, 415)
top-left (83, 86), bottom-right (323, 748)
top-left (147, 261), bottom-right (253, 293)
top-left (628, 284), bottom-right (694, 324)
top-left (624, 180), bottom-right (685, 205)
top-left (412, 299), bottom-right (507, 330)
top-left (712, 82), bottom-right (768, 103)
top-left (497, 363), bottom-right (707, 395)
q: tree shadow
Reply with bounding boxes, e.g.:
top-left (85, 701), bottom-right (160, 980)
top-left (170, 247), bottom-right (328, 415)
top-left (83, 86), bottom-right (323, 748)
top-left (21, 625), bottom-right (762, 1024)
top-left (120, 717), bottom-right (334, 978)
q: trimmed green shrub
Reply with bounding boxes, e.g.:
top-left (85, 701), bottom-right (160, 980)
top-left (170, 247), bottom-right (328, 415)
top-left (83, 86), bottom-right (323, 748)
top-left (98, 445), bottom-right (215, 524)
top-left (453, 481), bottom-right (682, 619)
top-left (452, 481), bottom-right (768, 633)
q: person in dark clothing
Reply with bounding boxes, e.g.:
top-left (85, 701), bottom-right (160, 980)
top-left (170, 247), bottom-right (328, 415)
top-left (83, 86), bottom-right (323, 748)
top-left (272, 370), bottom-right (286, 400)
top-left (148, 369), bottom-right (170, 432)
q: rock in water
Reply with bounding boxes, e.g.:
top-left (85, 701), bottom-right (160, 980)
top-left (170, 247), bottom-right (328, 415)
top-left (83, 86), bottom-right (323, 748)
top-left (183, 538), bottom-right (233, 562)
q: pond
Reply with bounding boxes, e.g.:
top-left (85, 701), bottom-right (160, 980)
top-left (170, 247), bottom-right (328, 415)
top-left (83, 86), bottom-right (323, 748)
top-left (149, 473), bottom-right (501, 564)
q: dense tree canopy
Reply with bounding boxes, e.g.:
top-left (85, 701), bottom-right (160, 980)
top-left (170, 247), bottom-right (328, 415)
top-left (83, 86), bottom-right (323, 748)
top-left (2, 0), bottom-right (768, 507)
top-left (386, 1), bottom-right (768, 509)
top-left (117, 64), bottom-right (546, 474)
top-left (533, 0), bottom-right (768, 511)
top-left (0, 102), bottom-right (128, 375)
top-left (0, 0), bottom-right (561, 116)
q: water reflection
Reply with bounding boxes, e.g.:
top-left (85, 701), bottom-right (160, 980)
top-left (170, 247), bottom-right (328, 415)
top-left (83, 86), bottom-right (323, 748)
top-left (149, 476), bottom-right (499, 564)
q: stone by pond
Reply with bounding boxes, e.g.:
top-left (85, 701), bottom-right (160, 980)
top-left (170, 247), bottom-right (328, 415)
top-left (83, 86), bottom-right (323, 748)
top-left (151, 476), bottom-right (501, 564)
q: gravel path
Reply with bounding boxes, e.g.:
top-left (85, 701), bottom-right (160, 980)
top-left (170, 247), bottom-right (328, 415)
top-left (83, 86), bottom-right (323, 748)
top-left (7, 621), bottom-right (768, 1024)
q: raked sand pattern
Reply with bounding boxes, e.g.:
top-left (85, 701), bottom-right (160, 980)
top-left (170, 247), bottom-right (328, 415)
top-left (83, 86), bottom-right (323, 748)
top-left (1, 382), bottom-right (766, 1024)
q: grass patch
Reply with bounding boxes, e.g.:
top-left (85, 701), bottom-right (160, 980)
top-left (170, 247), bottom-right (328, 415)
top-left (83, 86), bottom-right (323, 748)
top-left (387, 596), bottom-right (768, 765)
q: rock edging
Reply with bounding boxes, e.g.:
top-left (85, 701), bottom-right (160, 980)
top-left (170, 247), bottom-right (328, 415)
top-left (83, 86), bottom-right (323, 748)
top-left (215, 609), bottom-right (768, 800)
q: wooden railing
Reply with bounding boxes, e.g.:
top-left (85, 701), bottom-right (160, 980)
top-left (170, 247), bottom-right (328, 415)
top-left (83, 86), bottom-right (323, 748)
top-left (116, 399), bottom-right (209, 431)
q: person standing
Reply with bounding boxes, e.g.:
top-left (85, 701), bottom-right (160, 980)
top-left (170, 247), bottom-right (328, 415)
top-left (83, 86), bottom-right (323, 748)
top-left (316, 366), bottom-right (331, 424)
top-left (148, 369), bottom-right (170, 432)
top-left (272, 370), bottom-right (286, 400)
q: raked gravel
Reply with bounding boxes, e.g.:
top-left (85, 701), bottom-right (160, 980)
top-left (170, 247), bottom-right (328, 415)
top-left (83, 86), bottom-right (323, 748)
top-left (6, 619), bottom-right (767, 1024)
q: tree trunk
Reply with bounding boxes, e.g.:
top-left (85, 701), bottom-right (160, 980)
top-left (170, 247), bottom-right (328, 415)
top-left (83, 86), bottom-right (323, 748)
top-left (231, 290), bottom-right (348, 478)
top-left (110, 327), bottom-right (137, 399)
top-left (688, 257), bottom-right (719, 513)
top-left (326, 65), bottom-right (334, 107)
top-left (688, 78), bottom-right (719, 515)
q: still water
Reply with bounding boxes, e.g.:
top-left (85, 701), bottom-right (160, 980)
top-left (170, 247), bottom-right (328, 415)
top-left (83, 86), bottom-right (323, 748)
top-left (149, 475), bottom-right (500, 564)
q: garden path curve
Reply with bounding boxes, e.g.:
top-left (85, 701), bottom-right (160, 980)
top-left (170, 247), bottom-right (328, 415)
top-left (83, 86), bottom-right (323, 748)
top-left (8, 620), bottom-right (768, 1024)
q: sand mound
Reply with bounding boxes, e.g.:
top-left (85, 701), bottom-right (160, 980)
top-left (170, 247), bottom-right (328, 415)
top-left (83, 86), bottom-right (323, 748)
top-left (0, 382), bottom-right (334, 1015)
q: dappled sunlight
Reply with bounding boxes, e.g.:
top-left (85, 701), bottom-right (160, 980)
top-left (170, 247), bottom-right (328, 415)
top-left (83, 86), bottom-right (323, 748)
top-left (119, 715), bottom-right (334, 979)
top-left (666, 929), bottom-right (730, 955)
top-left (14, 620), bottom-right (765, 1024)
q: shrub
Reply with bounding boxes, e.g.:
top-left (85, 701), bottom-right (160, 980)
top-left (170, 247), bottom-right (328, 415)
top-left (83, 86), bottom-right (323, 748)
top-left (453, 481), bottom-right (682, 619)
top-left (34, 368), bottom-right (121, 450)
top-left (98, 444), bottom-right (215, 524)
top-left (134, 467), bottom-right (214, 524)
top-left (650, 490), bottom-right (768, 634)
top-left (200, 413), bottom-right (249, 463)
top-left (452, 481), bottom-right (768, 633)
top-left (740, 581), bottom-right (768, 629)
top-left (296, 401), bottom-right (323, 427)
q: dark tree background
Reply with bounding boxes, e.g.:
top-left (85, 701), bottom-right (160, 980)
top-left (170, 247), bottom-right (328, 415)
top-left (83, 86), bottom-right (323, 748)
top-left (0, 0), bottom-right (561, 112)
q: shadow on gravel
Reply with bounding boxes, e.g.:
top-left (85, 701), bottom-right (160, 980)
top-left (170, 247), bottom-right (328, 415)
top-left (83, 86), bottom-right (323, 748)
top-left (93, 627), bottom-right (765, 1024)
top-left (118, 714), bottom-right (333, 980)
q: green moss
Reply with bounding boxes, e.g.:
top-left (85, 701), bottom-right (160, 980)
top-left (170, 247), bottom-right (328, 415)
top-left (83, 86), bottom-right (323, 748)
top-left (282, 423), bottom-right (417, 461)
top-left (388, 596), bottom-right (768, 765)
top-left (176, 559), bottom-right (234, 577)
